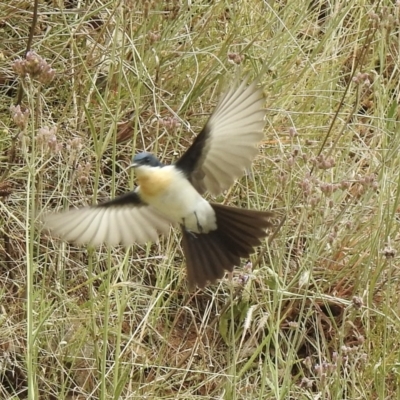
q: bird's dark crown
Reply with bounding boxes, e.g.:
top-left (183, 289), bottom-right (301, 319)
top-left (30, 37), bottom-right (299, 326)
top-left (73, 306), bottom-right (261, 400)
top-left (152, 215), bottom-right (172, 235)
top-left (132, 152), bottom-right (163, 168)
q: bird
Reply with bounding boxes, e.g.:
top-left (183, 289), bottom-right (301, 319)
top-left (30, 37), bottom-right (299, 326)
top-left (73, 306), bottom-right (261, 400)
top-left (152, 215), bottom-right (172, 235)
top-left (44, 78), bottom-right (274, 288)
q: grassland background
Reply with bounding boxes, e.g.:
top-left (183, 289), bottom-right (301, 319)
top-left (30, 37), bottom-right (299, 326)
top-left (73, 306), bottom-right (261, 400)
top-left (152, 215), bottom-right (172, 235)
top-left (1, 0), bottom-right (400, 399)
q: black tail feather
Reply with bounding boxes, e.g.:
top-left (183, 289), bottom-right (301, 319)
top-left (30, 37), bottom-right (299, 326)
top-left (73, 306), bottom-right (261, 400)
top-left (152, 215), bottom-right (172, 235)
top-left (181, 203), bottom-right (274, 288)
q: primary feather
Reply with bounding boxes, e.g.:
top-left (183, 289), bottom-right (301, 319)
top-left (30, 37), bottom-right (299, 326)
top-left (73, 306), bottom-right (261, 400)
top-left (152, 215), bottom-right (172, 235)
top-left (175, 79), bottom-right (265, 194)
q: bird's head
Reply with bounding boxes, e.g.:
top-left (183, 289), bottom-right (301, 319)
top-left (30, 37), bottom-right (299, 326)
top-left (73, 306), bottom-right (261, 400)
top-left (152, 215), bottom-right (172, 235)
top-left (131, 152), bottom-right (163, 169)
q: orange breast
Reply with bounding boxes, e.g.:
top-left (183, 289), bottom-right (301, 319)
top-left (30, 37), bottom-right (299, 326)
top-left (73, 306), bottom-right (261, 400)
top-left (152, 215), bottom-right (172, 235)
top-left (136, 167), bottom-right (173, 200)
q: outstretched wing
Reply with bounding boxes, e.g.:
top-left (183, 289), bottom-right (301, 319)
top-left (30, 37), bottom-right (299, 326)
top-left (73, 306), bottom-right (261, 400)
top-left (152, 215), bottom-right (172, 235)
top-left (44, 191), bottom-right (173, 247)
top-left (175, 79), bottom-right (266, 195)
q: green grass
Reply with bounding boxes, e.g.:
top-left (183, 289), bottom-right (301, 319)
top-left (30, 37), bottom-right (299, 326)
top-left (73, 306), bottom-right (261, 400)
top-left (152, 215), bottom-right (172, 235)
top-left (1, 0), bottom-right (400, 398)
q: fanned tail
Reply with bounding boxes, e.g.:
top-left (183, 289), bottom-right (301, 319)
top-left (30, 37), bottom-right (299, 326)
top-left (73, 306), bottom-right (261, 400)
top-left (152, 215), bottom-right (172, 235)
top-left (181, 203), bottom-right (274, 288)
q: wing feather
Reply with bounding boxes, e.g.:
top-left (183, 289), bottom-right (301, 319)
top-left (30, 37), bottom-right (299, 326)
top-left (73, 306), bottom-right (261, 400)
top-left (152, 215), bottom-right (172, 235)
top-left (44, 191), bottom-right (173, 247)
top-left (175, 79), bottom-right (265, 195)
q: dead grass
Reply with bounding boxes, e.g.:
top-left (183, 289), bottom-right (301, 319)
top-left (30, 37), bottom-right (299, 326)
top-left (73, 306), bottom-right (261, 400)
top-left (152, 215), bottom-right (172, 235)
top-left (1, 0), bottom-right (400, 399)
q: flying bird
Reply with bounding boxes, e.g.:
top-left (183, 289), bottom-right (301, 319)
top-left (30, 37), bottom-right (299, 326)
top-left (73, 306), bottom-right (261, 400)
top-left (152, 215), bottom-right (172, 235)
top-left (44, 79), bottom-right (274, 288)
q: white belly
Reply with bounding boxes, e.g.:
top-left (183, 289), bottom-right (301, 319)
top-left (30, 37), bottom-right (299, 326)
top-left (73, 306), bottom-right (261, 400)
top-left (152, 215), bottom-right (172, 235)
top-left (136, 165), bottom-right (217, 233)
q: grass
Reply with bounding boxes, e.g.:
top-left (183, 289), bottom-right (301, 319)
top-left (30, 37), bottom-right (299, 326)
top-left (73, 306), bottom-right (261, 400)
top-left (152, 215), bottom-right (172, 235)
top-left (1, 0), bottom-right (400, 398)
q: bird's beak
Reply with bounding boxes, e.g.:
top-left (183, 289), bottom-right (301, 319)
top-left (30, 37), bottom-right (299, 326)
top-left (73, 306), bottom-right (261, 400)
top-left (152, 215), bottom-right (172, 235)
top-left (131, 162), bottom-right (138, 168)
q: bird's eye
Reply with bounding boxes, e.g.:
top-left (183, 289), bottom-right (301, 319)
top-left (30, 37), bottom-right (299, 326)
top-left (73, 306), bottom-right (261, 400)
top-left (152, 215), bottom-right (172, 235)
top-left (144, 157), bottom-right (150, 163)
